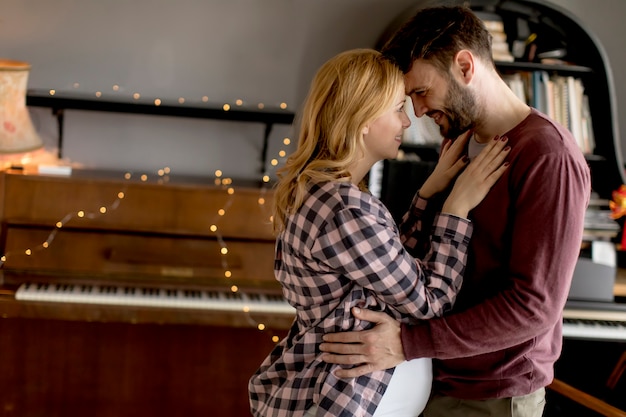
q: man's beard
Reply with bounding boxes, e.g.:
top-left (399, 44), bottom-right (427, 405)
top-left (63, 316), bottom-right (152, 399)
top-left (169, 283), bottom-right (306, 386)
top-left (439, 78), bottom-right (476, 139)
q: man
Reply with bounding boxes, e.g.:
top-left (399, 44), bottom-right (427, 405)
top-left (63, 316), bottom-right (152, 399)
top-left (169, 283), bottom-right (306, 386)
top-left (319, 6), bottom-right (591, 417)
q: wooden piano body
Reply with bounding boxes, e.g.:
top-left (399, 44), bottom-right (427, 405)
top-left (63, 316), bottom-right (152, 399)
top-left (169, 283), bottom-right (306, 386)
top-left (0, 168), bottom-right (293, 417)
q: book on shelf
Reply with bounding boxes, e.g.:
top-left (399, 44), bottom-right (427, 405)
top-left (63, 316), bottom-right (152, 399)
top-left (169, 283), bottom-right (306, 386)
top-left (477, 13), bottom-right (515, 62)
top-left (583, 208), bottom-right (620, 242)
top-left (584, 208), bottom-right (620, 231)
top-left (502, 69), bottom-right (594, 154)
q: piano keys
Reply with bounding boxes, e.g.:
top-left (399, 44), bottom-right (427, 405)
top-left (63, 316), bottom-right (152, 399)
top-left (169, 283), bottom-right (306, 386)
top-left (562, 300), bottom-right (626, 342)
top-left (15, 281), bottom-right (296, 315)
top-left (15, 281), bottom-right (626, 342)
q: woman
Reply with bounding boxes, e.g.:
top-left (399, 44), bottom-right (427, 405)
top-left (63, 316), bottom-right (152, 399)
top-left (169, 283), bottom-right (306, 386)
top-left (249, 48), bottom-right (510, 417)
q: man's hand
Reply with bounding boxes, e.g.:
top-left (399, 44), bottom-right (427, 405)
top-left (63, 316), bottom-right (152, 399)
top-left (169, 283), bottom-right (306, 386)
top-left (319, 307), bottom-right (404, 378)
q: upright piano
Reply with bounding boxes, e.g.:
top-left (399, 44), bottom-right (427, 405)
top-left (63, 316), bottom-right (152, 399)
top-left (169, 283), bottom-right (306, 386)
top-left (0, 168), bottom-right (295, 417)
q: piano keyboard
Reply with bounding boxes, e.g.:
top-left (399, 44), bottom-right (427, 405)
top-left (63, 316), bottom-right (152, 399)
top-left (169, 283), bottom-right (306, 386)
top-left (13, 283), bottom-right (626, 341)
top-left (562, 306), bottom-right (626, 342)
top-left (15, 282), bottom-right (296, 315)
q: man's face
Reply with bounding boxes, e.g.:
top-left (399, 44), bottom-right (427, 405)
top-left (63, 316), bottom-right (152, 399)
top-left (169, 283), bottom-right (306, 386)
top-left (404, 59), bottom-right (476, 139)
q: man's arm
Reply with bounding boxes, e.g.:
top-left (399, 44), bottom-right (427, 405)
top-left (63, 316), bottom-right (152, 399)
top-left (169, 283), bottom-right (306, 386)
top-left (319, 307), bottom-right (404, 378)
top-left (321, 135), bottom-right (591, 377)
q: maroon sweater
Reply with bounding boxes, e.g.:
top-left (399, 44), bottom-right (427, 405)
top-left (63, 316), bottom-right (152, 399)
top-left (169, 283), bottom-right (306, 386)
top-left (400, 109), bottom-right (591, 399)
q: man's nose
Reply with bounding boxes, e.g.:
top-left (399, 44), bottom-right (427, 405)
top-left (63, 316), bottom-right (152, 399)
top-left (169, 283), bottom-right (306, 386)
top-left (411, 96), bottom-right (428, 118)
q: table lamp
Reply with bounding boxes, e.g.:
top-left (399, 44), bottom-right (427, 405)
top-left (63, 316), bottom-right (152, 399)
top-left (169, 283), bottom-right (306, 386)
top-left (0, 59), bottom-right (43, 155)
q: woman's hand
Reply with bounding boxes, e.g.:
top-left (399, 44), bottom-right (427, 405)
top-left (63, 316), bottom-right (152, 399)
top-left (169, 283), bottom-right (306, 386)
top-left (418, 131), bottom-right (472, 199)
top-left (441, 135), bottom-right (510, 218)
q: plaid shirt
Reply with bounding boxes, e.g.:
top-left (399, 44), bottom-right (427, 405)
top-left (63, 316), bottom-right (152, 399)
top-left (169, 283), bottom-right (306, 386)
top-left (249, 181), bottom-right (472, 417)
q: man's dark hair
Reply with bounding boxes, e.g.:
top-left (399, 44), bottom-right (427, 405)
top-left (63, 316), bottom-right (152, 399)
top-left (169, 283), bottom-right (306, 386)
top-left (381, 5), bottom-right (494, 74)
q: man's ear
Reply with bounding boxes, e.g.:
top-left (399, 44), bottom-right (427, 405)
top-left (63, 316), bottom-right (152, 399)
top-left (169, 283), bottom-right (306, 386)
top-left (455, 49), bottom-right (474, 84)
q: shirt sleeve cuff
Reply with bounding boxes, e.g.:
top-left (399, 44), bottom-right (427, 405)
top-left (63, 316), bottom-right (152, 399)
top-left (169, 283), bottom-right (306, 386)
top-left (432, 212), bottom-right (473, 246)
top-left (401, 321), bottom-right (435, 360)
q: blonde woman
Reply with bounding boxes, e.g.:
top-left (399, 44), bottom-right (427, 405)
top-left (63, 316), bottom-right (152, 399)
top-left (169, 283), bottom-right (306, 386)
top-left (248, 48), bottom-right (510, 417)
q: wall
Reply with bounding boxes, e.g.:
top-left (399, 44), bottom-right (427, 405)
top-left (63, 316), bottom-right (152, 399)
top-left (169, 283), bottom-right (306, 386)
top-left (1, 0), bottom-right (625, 183)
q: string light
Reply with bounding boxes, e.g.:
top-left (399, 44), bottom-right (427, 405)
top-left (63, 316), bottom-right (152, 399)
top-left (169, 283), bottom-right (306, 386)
top-left (0, 179), bottom-right (129, 267)
top-left (1, 82), bottom-right (295, 343)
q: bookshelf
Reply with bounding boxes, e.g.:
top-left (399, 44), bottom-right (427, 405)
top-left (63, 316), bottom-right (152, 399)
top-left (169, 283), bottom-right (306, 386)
top-left (375, 0), bottom-right (625, 220)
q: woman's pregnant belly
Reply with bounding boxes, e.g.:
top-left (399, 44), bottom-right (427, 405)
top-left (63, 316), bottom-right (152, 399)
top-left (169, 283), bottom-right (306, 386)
top-left (373, 358), bottom-right (433, 417)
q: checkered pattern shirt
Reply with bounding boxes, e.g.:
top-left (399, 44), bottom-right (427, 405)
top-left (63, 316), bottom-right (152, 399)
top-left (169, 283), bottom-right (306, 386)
top-left (249, 181), bottom-right (472, 417)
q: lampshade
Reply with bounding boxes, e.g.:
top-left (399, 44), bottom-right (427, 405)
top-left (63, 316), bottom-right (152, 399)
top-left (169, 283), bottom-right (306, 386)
top-left (0, 59), bottom-right (43, 154)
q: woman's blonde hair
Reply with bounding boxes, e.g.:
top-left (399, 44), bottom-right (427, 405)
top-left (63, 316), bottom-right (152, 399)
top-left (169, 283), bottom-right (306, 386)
top-left (272, 48), bottom-right (404, 234)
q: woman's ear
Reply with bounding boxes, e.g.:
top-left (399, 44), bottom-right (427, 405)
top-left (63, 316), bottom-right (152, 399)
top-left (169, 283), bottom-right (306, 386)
top-left (362, 125), bottom-right (370, 136)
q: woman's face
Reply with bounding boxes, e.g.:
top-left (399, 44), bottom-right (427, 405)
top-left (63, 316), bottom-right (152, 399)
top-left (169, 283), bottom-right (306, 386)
top-left (362, 85), bottom-right (411, 163)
